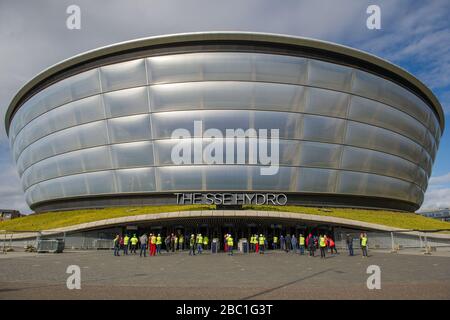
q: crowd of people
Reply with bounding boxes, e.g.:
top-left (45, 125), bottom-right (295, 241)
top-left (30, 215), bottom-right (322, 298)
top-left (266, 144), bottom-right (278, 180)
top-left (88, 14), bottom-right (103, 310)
top-left (112, 231), bottom-right (369, 258)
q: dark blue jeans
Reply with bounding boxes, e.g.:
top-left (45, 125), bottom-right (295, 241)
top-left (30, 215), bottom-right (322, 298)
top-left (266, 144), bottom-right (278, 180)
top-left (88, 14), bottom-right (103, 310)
top-left (140, 244), bottom-right (147, 257)
top-left (114, 246), bottom-right (120, 256)
top-left (348, 244), bottom-right (354, 256)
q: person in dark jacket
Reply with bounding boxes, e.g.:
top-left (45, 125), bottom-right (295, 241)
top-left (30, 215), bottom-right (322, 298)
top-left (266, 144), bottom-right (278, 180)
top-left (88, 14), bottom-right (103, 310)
top-left (346, 234), bottom-right (354, 256)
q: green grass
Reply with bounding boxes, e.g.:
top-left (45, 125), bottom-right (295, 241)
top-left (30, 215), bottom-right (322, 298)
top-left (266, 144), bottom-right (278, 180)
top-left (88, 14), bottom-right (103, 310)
top-left (1, 204), bottom-right (449, 232)
top-left (0, 205), bottom-right (213, 232)
top-left (244, 205), bottom-right (450, 231)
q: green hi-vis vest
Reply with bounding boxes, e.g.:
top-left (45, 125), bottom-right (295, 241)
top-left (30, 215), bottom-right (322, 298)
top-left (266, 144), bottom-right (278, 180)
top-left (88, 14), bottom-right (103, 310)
top-left (179, 236), bottom-right (184, 243)
top-left (273, 236), bottom-right (278, 243)
top-left (227, 237), bottom-right (234, 246)
top-left (319, 237), bottom-right (326, 247)
top-left (361, 237), bottom-right (368, 246)
top-left (190, 237), bottom-right (195, 246)
top-left (259, 237), bottom-right (265, 245)
top-left (130, 237), bottom-right (138, 245)
top-left (203, 237), bottom-right (209, 245)
top-left (124, 236), bottom-right (130, 245)
top-left (197, 235), bottom-right (203, 244)
top-left (156, 236), bottom-right (162, 245)
top-left (299, 236), bottom-right (305, 245)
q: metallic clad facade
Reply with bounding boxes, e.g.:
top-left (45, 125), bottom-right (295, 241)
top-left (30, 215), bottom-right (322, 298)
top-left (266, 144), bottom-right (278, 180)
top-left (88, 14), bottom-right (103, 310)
top-left (5, 34), bottom-right (444, 211)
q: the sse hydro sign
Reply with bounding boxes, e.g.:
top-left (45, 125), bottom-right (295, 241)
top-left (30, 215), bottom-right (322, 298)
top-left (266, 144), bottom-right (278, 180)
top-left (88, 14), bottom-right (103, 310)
top-left (175, 193), bottom-right (288, 205)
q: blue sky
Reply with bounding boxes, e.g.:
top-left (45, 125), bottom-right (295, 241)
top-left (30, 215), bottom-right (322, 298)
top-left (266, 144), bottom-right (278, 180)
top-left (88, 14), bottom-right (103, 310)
top-left (0, 0), bottom-right (449, 213)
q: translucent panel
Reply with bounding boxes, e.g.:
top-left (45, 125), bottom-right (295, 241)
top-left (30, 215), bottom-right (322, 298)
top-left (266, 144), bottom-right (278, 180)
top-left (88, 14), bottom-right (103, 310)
top-left (352, 70), bottom-right (384, 100)
top-left (254, 54), bottom-right (307, 84)
top-left (148, 52), bottom-right (308, 85)
top-left (19, 120), bottom-right (108, 170)
top-left (38, 178), bottom-right (66, 202)
top-left (38, 80), bottom-right (73, 113)
top-left (13, 93), bottom-right (48, 138)
top-left (296, 168), bottom-right (338, 193)
top-left (157, 166), bottom-right (203, 191)
top-left (85, 170), bottom-right (115, 195)
top-left (56, 146), bottom-right (112, 177)
top-left (60, 174), bottom-right (88, 197)
top-left (108, 114), bottom-right (151, 143)
top-left (152, 110), bottom-right (250, 139)
top-left (308, 59), bottom-right (353, 92)
top-left (200, 52), bottom-right (253, 81)
top-left (252, 166), bottom-right (297, 191)
top-left (345, 121), bottom-right (422, 165)
top-left (103, 86), bottom-right (149, 118)
top-left (253, 111), bottom-right (302, 139)
top-left (306, 87), bottom-right (349, 118)
top-left (115, 168), bottom-right (156, 192)
top-left (15, 95), bottom-right (105, 157)
top-left (150, 81), bottom-right (305, 113)
top-left (337, 171), bottom-right (413, 201)
top-left (155, 138), bottom-right (280, 166)
top-left (382, 81), bottom-right (429, 123)
top-left (300, 141), bottom-right (342, 168)
top-left (14, 96), bottom-right (103, 160)
top-left (302, 115), bottom-right (346, 144)
top-left (205, 166), bottom-right (250, 190)
top-left (147, 54), bottom-right (204, 84)
top-left (68, 69), bottom-right (101, 100)
top-left (100, 59), bottom-right (147, 92)
top-left (278, 140), bottom-right (301, 166)
top-left (111, 141), bottom-right (154, 168)
top-left (341, 146), bottom-right (420, 184)
top-left (348, 96), bottom-right (427, 145)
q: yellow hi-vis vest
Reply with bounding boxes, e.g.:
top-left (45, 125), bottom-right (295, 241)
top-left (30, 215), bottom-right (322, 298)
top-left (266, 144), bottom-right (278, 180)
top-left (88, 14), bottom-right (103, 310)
top-left (227, 237), bottom-right (234, 246)
top-left (156, 236), bottom-right (162, 245)
top-left (319, 237), bottom-right (326, 247)
top-left (259, 237), bottom-right (265, 245)
top-left (179, 236), bottom-right (184, 243)
top-left (124, 236), bottom-right (130, 245)
top-left (300, 236), bottom-right (305, 245)
top-left (197, 235), bottom-right (203, 244)
top-left (273, 236), bottom-right (278, 244)
top-left (250, 236), bottom-right (254, 244)
top-left (361, 237), bottom-right (368, 246)
top-left (174, 236), bottom-right (178, 244)
top-left (130, 237), bottom-right (138, 245)
top-left (203, 237), bottom-right (209, 245)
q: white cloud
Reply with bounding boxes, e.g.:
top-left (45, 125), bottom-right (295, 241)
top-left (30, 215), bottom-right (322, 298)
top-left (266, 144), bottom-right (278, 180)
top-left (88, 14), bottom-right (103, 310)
top-left (420, 187), bottom-right (450, 211)
top-left (429, 172), bottom-right (450, 186)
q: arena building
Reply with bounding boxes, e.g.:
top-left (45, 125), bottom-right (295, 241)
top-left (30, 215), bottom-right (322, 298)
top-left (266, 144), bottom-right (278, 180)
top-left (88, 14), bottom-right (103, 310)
top-left (5, 32), bottom-right (444, 214)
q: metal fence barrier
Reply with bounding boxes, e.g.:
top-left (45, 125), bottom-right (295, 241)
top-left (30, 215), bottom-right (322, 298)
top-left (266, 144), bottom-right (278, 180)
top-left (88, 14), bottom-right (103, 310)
top-left (37, 239), bottom-right (65, 253)
top-left (93, 239), bottom-right (114, 250)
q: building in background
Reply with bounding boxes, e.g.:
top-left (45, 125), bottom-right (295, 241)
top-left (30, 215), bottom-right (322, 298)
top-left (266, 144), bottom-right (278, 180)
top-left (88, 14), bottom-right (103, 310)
top-left (4, 32), bottom-right (444, 213)
top-left (0, 209), bottom-right (23, 221)
top-left (418, 209), bottom-right (450, 222)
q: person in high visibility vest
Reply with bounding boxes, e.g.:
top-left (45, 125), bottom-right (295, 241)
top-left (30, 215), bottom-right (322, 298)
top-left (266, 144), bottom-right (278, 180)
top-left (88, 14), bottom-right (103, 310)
top-left (227, 235), bottom-right (234, 256)
top-left (361, 233), bottom-right (368, 258)
top-left (172, 234), bottom-right (178, 252)
top-left (203, 236), bottom-right (209, 250)
top-left (150, 234), bottom-right (157, 256)
top-left (249, 235), bottom-right (254, 252)
top-left (259, 234), bottom-right (265, 254)
top-left (273, 235), bottom-right (278, 250)
top-left (113, 235), bottom-right (120, 256)
top-left (189, 234), bottom-right (196, 256)
top-left (130, 234), bottom-right (138, 254)
top-left (299, 234), bottom-right (305, 255)
top-left (319, 235), bottom-right (327, 259)
top-left (196, 234), bottom-right (203, 254)
top-left (179, 234), bottom-right (184, 251)
top-left (123, 234), bottom-right (130, 255)
top-left (156, 234), bottom-right (162, 255)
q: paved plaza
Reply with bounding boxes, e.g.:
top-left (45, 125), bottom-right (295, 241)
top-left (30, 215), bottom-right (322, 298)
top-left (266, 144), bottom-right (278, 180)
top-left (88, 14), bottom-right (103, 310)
top-left (0, 249), bottom-right (449, 299)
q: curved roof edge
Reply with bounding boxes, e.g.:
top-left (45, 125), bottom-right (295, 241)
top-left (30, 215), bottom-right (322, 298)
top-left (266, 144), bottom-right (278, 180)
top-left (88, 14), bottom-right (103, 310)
top-left (4, 31), bottom-right (445, 134)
